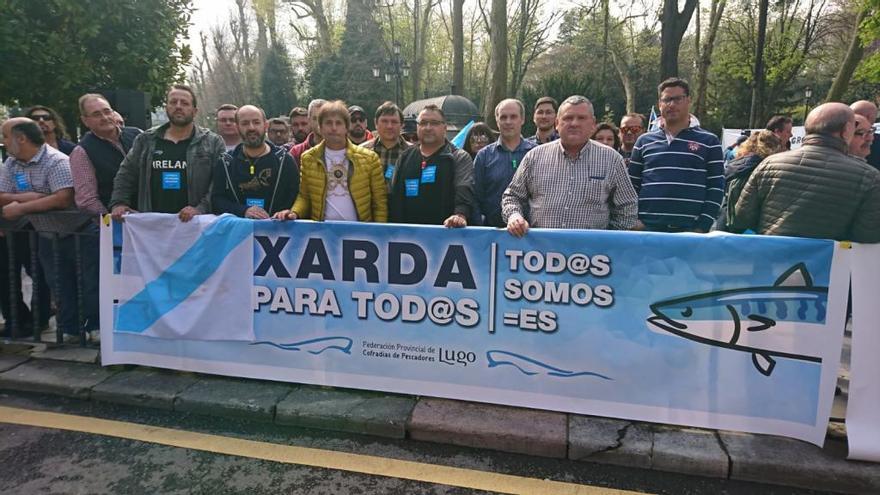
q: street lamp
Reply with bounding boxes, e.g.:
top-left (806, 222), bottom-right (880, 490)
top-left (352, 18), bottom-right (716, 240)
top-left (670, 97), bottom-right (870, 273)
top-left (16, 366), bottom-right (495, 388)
top-left (372, 2), bottom-right (409, 107)
top-left (803, 86), bottom-right (812, 122)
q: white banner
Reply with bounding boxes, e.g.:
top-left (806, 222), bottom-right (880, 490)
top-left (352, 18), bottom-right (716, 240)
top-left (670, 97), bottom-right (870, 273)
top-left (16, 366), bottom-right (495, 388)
top-left (722, 126), bottom-right (806, 151)
top-left (847, 244), bottom-right (880, 461)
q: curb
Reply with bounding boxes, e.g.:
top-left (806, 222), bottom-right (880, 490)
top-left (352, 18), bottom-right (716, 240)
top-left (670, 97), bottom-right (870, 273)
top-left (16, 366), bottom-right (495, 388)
top-left (0, 347), bottom-right (878, 494)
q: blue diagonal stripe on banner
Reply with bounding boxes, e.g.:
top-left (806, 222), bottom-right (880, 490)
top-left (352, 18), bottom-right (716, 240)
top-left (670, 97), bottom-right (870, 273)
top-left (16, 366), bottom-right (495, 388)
top-left (115, 216), bottom-right (253, 333)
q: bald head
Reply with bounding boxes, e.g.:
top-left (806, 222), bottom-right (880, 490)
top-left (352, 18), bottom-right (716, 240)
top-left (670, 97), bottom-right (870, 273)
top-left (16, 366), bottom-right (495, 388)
top-left (851, 100), bottom-right (878, 124)
top-left (805, 103), bottom-right (855, 142)
top-left (1, 117), bottom-right (45, 161)
top-left (850, 114), bottom-right (875, 159)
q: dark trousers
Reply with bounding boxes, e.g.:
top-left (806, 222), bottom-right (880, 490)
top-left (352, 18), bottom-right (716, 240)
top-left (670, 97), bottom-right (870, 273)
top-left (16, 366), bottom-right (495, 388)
top-left (0, 229), bottom-right (51, 336)
top-left (38, 223), bottom-right (100, 335)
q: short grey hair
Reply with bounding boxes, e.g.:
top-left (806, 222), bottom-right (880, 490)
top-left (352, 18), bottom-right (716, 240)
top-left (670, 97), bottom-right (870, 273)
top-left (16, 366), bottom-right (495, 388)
top-left (308, 99), bottom-right (328, 118)
top-left (495, 98), bottom-right (525, 119)
top-left (559, 95), bottom-right (594, 117)
top-left (805, 103), bottom-right (853, 136)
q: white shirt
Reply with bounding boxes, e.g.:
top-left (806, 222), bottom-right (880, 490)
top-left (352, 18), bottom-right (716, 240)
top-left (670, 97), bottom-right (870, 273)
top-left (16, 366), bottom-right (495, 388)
top-left (323, 147), bottom-right (358, 221)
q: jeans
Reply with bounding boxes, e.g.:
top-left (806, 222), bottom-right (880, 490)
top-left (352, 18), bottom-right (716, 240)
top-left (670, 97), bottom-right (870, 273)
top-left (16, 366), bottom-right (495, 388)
top-left (38, 223), bottom-right (99, 335)
top-left (0, 229), bottom-right (52, 335)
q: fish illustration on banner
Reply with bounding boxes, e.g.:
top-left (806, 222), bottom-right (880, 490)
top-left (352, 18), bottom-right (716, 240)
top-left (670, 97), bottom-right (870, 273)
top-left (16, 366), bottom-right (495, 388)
top-left (486, 350), bottom-right (612, 380)
top-left (647, 263), bottom-right (828, 376)
top-left (251, 336), bottom-right (353, 355)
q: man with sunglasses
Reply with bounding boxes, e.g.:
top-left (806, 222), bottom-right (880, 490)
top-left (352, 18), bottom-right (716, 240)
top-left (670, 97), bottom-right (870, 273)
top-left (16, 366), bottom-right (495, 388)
top-left (618, 113), bottom-right (645, 164)
top-left (347, 105), bottom-right (374, 145)
top-left (849, 115), bottom-right (875, 161)
top-left (851, 100), bottom-right (879, 169)
top-left (25, 106), bottom-right (76, 155)
top-left (628, 78), bottom-right (724, 234)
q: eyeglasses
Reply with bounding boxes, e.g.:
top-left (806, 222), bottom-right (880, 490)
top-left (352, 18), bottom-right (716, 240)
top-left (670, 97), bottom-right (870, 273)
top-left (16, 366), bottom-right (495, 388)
top-left (621, 126), bottom-right (643, 135)
top-left (30, 114), bottom-right (54, 121)
top-left (350, 116), bottom-right (366, 123)
top-left (854, 130), bottom-right (870, 137)
top-left (659, 95), bottom-right (688, 105)
top-left (85, 108), bottom-right (114, 119)
top-left (470, 135), bottom-right (489, 144)
top-left (417, 120), bottom-right (445, 128)
top-left (269, 128), bottom-right (288, 134)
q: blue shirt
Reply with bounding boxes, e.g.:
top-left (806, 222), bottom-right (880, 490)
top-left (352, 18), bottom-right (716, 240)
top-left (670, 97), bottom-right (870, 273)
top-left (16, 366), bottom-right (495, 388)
top-left (473, 137), bottom-right (536, 226)
top-left (628, 126), bottom-right (725, 232)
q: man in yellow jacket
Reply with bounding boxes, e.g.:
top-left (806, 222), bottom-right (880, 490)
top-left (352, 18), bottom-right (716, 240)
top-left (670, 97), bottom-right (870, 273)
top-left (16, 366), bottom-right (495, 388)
top-left (274, 100), bottom-right (387, 222)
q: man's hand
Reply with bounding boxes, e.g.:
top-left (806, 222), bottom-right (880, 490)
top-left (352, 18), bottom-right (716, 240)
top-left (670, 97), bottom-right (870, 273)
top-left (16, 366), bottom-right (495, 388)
top-left (443, 213), bottom-right (467, 228)
top-left (506, 214), bottom-right (530, 237)
top-left (110, 205), bottom-right (136, 221)
top-left (2, 201), bottom-right (24, 221)
top-left (178, 206), bottom-right (200, 222)
top-left (272, 209), bottom-right (297, 220)
top-left (630, 220), bottom-right (646, 231)
top-left (245, 206), bottom-right (270, 220)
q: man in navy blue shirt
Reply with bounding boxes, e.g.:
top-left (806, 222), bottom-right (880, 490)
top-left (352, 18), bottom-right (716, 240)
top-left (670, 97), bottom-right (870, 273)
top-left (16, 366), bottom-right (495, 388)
top-left (628, 78), bottom-right (724, 233)
top-left (473, 99), bottom-right (536, 227)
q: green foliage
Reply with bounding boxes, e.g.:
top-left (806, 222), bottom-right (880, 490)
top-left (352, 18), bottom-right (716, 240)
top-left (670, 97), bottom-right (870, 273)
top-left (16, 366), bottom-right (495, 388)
top-left (0, 0), bottom-right (192, 118)
top-left (259, 43), bottom-right (299, 118)
top-left (307, 0), bottom-right (388, 116)
top-left (854, 0), bottom-right (880, 83)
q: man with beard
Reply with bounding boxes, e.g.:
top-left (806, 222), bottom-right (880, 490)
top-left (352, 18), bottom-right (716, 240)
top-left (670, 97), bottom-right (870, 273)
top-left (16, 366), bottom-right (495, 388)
top-left (347, 105), bottom-right (374, 145)
top-left (24, 106), bottom-right (76, 155)
top-left (288, 107), bottom-right (310, 145)
top-left (527, 96), bottom-right (559, 145)
top-left (213, 106), bottom-right (299, 218)
top-left (110, 84), bottom-right (225, 222)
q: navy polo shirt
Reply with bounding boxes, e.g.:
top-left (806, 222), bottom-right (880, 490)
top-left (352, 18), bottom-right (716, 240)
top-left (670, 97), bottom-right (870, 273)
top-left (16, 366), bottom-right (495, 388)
top-left (472, 137), bottom-right (537, 227)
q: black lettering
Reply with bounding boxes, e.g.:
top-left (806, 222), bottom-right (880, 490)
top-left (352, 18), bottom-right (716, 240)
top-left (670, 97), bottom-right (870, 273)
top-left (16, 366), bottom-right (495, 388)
top-left (295, 238), bottom-right (335, 280)
top-left (434, 244), bottom-right (476, 289)
top-left (342, 240), bottom-right (379, 283)
top-left (388, 242), bottom-right (427, 285)
top-left (254, 236), bottom-right (291, 278)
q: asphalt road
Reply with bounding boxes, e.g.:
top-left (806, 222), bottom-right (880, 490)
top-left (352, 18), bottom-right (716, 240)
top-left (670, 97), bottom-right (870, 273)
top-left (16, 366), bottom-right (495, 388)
top-left (0, 391), bottom-right (845, 495)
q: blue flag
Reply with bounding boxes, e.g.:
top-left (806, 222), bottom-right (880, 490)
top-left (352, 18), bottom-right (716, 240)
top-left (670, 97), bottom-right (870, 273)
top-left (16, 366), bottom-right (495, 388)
top-left (451, 120), bottom-right (475, 149)
top-left (648, 106), bottom-right (659, 132)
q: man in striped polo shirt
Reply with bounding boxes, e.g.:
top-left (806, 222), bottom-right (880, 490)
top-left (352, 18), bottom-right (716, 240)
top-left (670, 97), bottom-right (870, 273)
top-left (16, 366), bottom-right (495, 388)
top-left (628, 78), bottom-right (724, 233)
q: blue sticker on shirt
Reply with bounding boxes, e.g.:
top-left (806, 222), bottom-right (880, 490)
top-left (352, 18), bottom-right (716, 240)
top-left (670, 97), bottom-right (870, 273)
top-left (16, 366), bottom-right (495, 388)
top-left (405, 179), bottom-right (420, 197)
top-left (246, 198), bottom-right (265, 208)
top-left (14, 172), bottom-right (31, 192)
top-left (421, 165), bottom-right (437, 184)
top-left (162, 171), bottom-right (181, 190)
top-left (384, 164), bottom-right (395, 180)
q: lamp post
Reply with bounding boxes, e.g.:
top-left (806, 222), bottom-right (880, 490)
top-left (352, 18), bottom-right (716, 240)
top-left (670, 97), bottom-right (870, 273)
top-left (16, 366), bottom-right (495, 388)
top-left (372, 1), bottom-right (410, 107)
top-left (803, 86), bottom-right (812, 123)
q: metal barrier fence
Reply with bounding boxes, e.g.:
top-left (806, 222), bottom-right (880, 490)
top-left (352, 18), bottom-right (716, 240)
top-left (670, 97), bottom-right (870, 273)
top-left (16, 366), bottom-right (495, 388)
top-left (0, 210), bottom-right (98, 346)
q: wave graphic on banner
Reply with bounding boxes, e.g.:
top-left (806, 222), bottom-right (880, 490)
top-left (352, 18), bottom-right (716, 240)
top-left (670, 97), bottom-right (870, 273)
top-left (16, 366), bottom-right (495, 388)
top-left (647, 263), bottom-right (827, 377)
top-left (251, 337), bottom-right (354, 355)
top-left (486, 350), bottom-right (613, 379)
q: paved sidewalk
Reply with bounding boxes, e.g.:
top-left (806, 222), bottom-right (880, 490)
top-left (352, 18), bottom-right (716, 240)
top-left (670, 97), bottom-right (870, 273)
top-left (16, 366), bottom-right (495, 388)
top-left (0, 342), bottom-right (877, 494)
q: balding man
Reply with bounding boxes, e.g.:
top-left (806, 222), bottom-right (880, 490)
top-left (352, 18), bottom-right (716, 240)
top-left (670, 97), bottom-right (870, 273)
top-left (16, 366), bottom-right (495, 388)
top-left (212, 105), bottom-right (299, 219)
top-left (70, 93), bottom-right (143, 216)
top-left (1, 118), bottom-right (98, 343)
top-left (851, 100), bottom-right (879, 169)
top-left (850, 114), bottom-right (875, 161)
top-left (733, 103), bottom-right (880, 242)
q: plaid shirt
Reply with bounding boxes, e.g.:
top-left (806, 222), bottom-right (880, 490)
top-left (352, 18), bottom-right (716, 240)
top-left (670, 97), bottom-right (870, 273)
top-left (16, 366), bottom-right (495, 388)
top-left (361, 136), bottom-right (412, 188)
top-left (0, 144), bottom-right (80, 233)
top-left (501, 140), bottom-right (638, 230)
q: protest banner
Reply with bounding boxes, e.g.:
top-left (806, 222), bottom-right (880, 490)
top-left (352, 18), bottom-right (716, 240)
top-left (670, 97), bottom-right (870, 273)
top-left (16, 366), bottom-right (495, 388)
top-left (101, 214), bottom-right (850, 446)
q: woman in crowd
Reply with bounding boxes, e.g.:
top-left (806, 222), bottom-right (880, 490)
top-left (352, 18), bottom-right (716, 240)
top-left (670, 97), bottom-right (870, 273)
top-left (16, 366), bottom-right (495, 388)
top-left (463, 122), bottom-right (495, 159)
top-left (718, 130), bottom-right (784, 232)
top-left (591, 122), bottom-right (621, 152)
top-left (24, 105), bottom-right (76, 155)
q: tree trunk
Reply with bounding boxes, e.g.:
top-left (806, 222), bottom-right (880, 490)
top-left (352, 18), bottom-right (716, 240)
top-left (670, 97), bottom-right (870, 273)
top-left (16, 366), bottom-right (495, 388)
top-left (749, 0), bottom-right (768, 128)
top-left (660, 0), bottom-right (697, 80)
top-left (610, 51), bottom-right (636, 113)
top-left (826, 8), bottom-right (868, 102)
top-left (693, 0), bottom-right (727, 119)
top-left (452, 0), bottom-right (464, 95)
top-left (484, 0), bottom-right (508, 128)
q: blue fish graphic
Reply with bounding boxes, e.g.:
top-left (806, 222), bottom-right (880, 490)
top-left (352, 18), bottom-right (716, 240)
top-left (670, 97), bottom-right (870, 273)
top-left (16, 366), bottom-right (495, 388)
top-left (647, 263), bottom-right (828, 376)
top-left (486, 350), bottom-right (612, 380)
top-left (251, 336), bottom-right (353, 355)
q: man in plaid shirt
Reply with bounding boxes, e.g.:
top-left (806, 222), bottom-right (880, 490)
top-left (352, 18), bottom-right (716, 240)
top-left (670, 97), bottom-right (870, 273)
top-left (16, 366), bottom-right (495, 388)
top-left (360, 101), bottom-right (412, 190)
top-left (502, 95), bottom-right (639, 236)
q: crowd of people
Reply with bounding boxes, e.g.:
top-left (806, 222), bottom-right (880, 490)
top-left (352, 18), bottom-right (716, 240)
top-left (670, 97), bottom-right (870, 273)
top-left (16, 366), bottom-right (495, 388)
top-left (1, 78), bottom-right (878, 343)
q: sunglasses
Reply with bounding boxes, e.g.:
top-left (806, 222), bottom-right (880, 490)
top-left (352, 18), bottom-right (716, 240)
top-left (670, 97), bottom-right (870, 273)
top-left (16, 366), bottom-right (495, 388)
top-left (621, 126), bottom-right (643, 135)
top-left (351, 116), bottom-right (366, 123)
top-left (30, 114), bottom-right (54, 122)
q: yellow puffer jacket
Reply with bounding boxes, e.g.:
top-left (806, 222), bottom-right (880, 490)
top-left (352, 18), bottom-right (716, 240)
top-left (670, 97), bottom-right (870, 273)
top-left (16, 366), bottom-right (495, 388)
top-left (292, 140), bottom-right (388, 221)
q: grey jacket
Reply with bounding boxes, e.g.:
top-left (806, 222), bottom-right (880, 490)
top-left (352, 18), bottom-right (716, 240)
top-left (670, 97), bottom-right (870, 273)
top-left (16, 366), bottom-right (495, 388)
top-left (109, 122), bottom-right (225, 213)
top-left (733, 134), bottom-right (880, 242)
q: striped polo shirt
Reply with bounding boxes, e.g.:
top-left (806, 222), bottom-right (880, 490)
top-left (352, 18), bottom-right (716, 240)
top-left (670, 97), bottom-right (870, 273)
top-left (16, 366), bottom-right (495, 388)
top-left (627, 126), bottom-right (724, 232)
